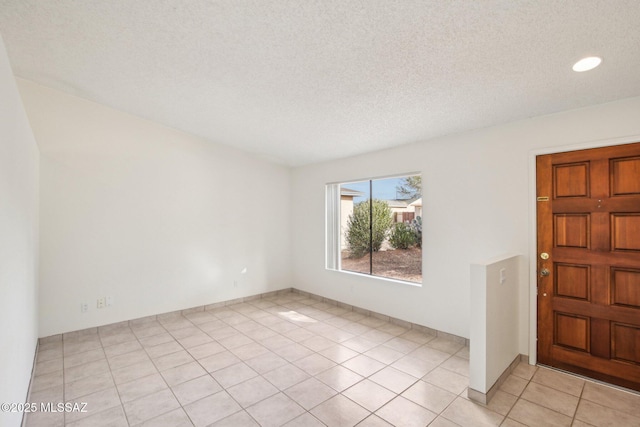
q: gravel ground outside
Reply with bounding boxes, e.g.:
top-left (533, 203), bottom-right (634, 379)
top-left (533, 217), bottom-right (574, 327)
top-left (341, 247), bottom-right (422, 283)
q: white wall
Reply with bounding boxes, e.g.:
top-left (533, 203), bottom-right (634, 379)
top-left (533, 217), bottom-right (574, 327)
top-left (0, 37), bottom-right (39, 427)
top-left (469, 255), bottom-right (523, 394)
top-left (340, 197), bottom-right (354, 250)
top-left (18, 80), bottom-right (292, 337)
top-left (291, 96), bottom-right (640, 355)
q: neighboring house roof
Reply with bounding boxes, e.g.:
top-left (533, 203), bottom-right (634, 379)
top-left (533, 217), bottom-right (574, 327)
top-left (409, 198), bottom-right (422, 207)
top-left (386, 200), bottom-right (409, 209)
top-left (340, 187), bottom-right (365, 197)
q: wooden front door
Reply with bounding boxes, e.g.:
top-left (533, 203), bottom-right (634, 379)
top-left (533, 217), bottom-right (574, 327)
top-left (537, 142), bottom-right (640, 391)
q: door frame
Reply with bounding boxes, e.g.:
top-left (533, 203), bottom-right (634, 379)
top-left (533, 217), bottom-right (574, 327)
top-left (527, 134), bottom-right (640, 366)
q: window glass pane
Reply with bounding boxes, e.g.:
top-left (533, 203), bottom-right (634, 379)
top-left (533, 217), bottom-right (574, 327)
top-left (333, 174), bottom-right (422, 284)
top-left (372, 176), bottom-right (422, 283)
top-left (340, 181), bottom-right (370, 275)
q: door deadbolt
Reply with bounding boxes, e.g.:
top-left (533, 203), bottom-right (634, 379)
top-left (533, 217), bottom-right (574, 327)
top-left (540, 268), bottom-right (550, 277)
top-left (540, 252), bottom-right (549, 260)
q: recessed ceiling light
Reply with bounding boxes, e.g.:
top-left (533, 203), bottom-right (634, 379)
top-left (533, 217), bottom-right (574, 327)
top-left (572, 56), bottom-right (602, 72)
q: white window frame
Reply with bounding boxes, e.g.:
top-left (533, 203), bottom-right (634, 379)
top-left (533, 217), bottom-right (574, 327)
top-left (325, 173), bottom-right (422, 285)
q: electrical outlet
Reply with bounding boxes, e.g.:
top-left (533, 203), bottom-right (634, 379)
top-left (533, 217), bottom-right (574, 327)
top-left (106, 296), bottom-right (113, 306)
top-left (97, 297), bottom-right (106, 309)
top-left (233, 280), bottom-right (238, 288)
top-left (81, 302), bottom-right (88, 313)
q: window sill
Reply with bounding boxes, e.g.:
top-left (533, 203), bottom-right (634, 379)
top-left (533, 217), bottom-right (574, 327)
top-left (326, 267), bottom-right (423, 288)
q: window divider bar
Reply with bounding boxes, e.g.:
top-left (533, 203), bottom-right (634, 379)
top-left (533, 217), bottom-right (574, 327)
top-left (369, 179), bottom-right (373, 276)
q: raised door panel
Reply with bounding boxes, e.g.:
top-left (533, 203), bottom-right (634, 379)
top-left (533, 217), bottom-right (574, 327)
top-left (555, 264), bottom-right (590, 300)
top-left (611, 157), bottom-right (640, 196)
top-left (611, 214), bottom-right (640, 252)
top-left (554, 214), bottom-right (590, 248)
top-left (612, 323), bottom-right (640, 365)
top-left (612, 268), bottom-right (640, 308)
top-left (554, 163), bottom-right (590, 198)
top-left (555, 313), bottom-right (590, 352)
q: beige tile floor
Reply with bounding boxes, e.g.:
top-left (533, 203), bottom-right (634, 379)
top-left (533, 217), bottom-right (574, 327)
top-left (25, 291), bottom-right (640, 426)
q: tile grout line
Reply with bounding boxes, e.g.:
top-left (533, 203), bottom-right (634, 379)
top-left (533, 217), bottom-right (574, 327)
top-left (128, 321), bottom-right (174, 427)
top-left (245, 299), bottom-right (355, 425)
top-left (571, 381), bottom-right (586, 427)
top-left (245, 297), bottom-right (369, 424)
top-left (61, 338), bottom-right (66, 426)
top-left (223, 297), bottom-right (334, 425)
top-left (518, 376), bottom-right (586, 422)
top-left (500, 366), bottom-right (535, 426)
top-left (190, 310), bottom-right (260, 426)
top-left (34, 294), bottom-right (640, 427)
top-left (106, 330), bottom-right (134, 427)
top-left (36, 292), bottom-right (477, 426)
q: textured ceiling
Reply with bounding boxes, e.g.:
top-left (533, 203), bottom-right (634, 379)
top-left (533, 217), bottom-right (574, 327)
top-left (1, 1), bottom-right (640, 166)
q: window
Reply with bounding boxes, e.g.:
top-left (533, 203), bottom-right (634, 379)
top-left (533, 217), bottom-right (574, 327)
top-left (326, 174), bottom-right (422, 284)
